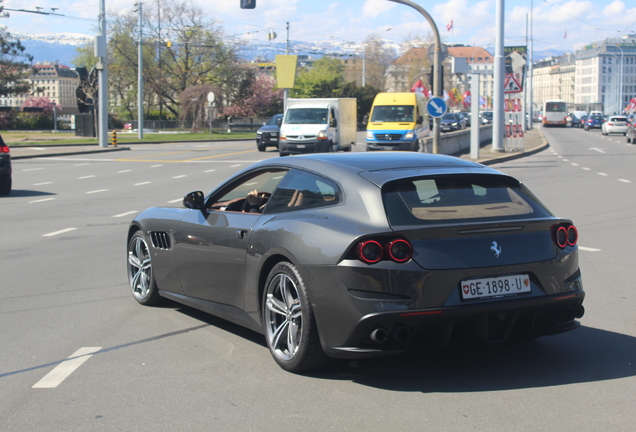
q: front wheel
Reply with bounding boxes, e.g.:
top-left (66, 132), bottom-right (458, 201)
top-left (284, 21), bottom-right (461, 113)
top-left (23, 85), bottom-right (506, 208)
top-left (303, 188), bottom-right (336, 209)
top-left (127, 231), bottom-right (162, 306)
top-left (262, 262), bottom-right (327, 373)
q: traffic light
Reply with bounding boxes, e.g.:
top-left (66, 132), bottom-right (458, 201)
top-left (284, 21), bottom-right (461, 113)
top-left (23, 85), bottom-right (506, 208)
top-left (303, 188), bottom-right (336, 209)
top-left (240, 0), bottom-right (255, 9)
top-left (428, 64), bottom-right (444, 94)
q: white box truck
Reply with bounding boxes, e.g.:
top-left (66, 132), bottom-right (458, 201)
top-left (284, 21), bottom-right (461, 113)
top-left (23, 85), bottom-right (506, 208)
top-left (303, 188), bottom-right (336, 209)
top-left (279, 98), bottom-right (357, 156)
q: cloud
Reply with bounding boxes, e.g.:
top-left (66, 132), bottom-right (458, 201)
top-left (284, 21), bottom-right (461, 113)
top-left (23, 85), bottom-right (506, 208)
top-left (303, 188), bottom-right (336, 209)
top-left (362, 0), bottom-right (396, 18)
top-left (603, 1), bottom-right (625, 16)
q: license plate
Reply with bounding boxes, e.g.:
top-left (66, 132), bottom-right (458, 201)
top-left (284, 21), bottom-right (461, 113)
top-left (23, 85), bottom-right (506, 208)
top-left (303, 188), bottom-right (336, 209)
top-left (296, 144), bottom-right (305, 148)
top-left (460, 274), bottom-right (531, 301)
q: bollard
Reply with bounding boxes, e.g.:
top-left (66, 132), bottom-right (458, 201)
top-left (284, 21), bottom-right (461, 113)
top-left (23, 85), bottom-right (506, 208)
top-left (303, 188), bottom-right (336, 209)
top-left (111, 130), bottom-right (117, 147)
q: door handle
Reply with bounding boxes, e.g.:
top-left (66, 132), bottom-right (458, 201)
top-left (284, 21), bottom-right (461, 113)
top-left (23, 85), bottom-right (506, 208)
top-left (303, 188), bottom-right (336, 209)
top-left (236, 230), bottom-right (247, 240)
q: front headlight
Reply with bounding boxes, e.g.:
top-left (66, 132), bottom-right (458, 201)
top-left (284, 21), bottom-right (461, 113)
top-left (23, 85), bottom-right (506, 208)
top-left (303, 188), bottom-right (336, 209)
top-left (256, 131), bottom-right (262, 135)
top-left (317, 130), bottom-right (327, 138)
top-left (366, 131), bottom-right (374, 139)
top-left (452, 122), bottom-right (458, 126)
top-left (404, 131), bottom-right (414, 139)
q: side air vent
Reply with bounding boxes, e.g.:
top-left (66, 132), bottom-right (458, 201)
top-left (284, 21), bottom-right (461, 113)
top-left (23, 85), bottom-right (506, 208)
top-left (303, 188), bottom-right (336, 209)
top-left (150, 231), bottom-right (171, 250)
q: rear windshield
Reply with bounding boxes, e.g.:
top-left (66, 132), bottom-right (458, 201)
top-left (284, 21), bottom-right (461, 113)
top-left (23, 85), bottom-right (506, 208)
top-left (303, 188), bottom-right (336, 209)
top-left (546, 102), bottom-right (567, 112)
top-left (382, 174), bottom-right (552, 227)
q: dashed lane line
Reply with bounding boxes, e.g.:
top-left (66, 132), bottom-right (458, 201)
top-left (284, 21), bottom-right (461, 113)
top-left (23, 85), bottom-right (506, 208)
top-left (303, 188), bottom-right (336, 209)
top-left (42, 228), bottom-right (77, 237)
top-left (113, 211), bottom-right (139, 218)
top-left (86, 189), bottom-right (108, 194)
top-left (29, 198), bottom-right (56, 203)
top-left (32, 347), bottom-right (102, 389)
top-left (579, 247), bottom-right (602, 252)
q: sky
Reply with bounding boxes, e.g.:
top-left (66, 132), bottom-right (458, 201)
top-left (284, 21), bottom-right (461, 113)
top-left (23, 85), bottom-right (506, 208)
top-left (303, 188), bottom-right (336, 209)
top-left (2, 0), bottom-right (635, 57)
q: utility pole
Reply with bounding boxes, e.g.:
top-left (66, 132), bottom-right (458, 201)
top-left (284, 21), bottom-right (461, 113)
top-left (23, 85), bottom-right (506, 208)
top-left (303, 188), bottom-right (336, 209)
top-left (492, 0), bottom-right (505, 152)
top-left (527, 0), bottom-right (533, 130)
top-left (388, 0), bottom-right (441, 153)
top-left (97, 0), bottom-right (108, 148)
top-left (283, 22), bottom-right (290, 113)
top-left (135, 2), bottom-right (144, 139)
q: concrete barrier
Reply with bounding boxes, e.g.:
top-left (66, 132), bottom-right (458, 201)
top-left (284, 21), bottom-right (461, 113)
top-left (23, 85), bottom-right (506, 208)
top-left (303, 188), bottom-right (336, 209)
top-left (421, 125), bottom-right (492, 155)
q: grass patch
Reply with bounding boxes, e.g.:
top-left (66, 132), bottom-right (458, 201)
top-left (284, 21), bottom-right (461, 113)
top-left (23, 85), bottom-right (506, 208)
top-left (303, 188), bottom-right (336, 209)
top-left (2, 130), bottom-right (255, 146)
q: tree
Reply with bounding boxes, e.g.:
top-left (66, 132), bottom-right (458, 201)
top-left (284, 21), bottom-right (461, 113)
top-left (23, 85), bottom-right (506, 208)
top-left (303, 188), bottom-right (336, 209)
top-left (224, 73), bottom-right (283, 117)
top-left (178, 84), bottom-right (222, 131)
top-left (0, 27), bottom-right (33, 97)
top-left (291, 57), bottom-right (345, 98)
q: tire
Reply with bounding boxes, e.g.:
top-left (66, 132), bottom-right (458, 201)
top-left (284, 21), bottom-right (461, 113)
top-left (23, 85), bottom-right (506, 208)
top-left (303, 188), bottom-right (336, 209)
top-left (127, 231), bottom-right (162, 306)
top-left (262, 262), bottom-right (327, 373)
top-left (257, 144), bottom-right (267, 152)
top-left (0, 176), bottom-right (11, 195)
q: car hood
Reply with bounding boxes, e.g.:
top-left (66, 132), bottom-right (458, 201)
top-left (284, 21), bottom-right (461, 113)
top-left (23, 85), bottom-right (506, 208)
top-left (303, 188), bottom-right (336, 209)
top-left (257, 125), bottom-right (280, 133)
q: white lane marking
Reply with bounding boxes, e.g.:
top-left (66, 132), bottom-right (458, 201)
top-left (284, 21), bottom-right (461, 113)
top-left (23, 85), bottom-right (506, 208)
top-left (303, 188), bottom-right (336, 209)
top-left (582, 167), bottom-right (591, 171)
top-left (36, 157), bottom-right (116, 162)
top-left (74, 163), bottom-right (90, 166)
top-left (597, 172), bottom-right (608, 176)
top-left (118, 170), bottom-right (132, 173)
top-left (78, 175), bottom-right (96, 179)
top-left (230, 164), bottom-right (242, 167)
top-left (29, 198), bottom-right (56, 203)
top-left (86, 189), bottom-right (108, 194)
top-left (579, 246), bottom-right (601, 252)
top-left (204, 169), bottom-right (216, 173)
top-left (134, 182), bottom-right (151, 186)
top-left (33, 181), bottom-right (52, 186)
top-left (32, 347), bottom-right (102, 389)
top-left (42, 227), bottom-right (77, 237)
top-left (563, 159), bottom-right (569, 162)
top-left (113, 210), bottom-right (138, 218)
top-left (557, 156), bottom-right (563, 159)
top-left (571, 162), bottom-right (579, 166)
top-left (172, 175), bottom-right (187, 179)
top-left (589, 147), bottom-right (605, 153)
top-left (167, 198), bottom-right (182, 203)
top-left (618, 179), bottom-right (632, 183)
top-left (151, 164), bottom-right (163, 168)
top-left (28, 147), bottom-right (48, 151)
top-left (23, 168), bottom-right (43, 171)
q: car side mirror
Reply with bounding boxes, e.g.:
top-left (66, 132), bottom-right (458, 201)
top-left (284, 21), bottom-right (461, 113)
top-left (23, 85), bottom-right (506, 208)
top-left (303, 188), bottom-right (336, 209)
top-left (416, 115), bottom-right (423, 125)
top-left (277, 118), bottom-right (282, 126)
top-left (183, 191), bottom-right (205, 210)
top-left (330, 118), bottom-right (337, 128)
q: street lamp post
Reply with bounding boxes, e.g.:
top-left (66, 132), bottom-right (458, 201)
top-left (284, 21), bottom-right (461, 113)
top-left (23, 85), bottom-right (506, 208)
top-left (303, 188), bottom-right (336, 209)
top-left (387, 0), bottom-right (442, 153)
top-left (134, 2), bottom-right (144, 139)
top-left (610, 45), bottom-right (624, 114)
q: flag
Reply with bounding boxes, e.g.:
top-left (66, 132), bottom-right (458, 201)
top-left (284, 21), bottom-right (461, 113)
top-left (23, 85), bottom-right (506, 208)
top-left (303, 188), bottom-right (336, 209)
top-left (421, 85), bottom-right (430, 98)
top-left (443, 90), bottom-right (450, 102)
top-left (625, 97), bottom-right (636, 113)
top-left (410, 79), bottom-right (424, 93)
top-left (450, 88), bottom-right (462, 107)
top-left (446, 20), bottom-right (453, 32)
top-left (480, 96), bottom-right (486, 108)
top-left (462, 90), bottom-right (471, 108)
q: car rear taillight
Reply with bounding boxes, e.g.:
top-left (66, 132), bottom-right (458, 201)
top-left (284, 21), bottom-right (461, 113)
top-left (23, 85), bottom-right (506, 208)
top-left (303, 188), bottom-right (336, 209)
top-left (553, 224), bottom-right (577, 248)
top-left (0, 145), bottom-right (9, 154)
top-left (357, 238), bottom-right (413, 264)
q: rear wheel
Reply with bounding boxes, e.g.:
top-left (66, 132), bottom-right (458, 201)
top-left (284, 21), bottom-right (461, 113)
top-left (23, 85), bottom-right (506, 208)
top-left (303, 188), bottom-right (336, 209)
top-left (262, 262), bottom-right (327, 373)
top-left (127, 232), bottom-right (162, 306)
top-left (257, 143), bottom-right (267, 152)
top-left (0, 176), bottom-right (11, 195)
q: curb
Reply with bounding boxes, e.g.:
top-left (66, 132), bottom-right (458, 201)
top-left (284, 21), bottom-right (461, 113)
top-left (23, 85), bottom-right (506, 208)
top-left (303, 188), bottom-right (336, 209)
top-left (12, 146), bottom-right (130, 160)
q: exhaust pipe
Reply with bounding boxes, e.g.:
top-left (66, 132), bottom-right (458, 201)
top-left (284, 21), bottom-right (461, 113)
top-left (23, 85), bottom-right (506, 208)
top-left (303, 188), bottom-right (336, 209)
top-left (392, 325), bottom-right (411, 343)
top-left (369, 327), bottom-right (389, 344)
top-left (574, 305), bottom-right (585, 318)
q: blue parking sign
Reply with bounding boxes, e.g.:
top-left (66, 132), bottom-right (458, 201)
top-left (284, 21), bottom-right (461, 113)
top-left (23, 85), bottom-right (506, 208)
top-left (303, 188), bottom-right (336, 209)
top-left (427, 97), bottom-right (447, 118)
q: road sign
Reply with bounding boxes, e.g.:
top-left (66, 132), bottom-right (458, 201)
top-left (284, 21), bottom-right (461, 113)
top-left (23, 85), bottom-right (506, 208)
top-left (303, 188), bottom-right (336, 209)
top-left (504, 74), bottom-right (522, 93)
top-left (427, 97), bottom-right (447, 118)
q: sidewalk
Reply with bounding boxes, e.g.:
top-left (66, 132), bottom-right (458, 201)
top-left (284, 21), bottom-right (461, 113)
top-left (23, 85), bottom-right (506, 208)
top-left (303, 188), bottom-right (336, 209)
top-left (10, 127), bottom-right (548, 163)
top-left (456, 126), bottom-right (548, 165)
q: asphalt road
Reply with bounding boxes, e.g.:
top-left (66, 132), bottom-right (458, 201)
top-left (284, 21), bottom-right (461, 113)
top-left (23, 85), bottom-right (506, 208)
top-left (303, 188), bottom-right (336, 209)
top-left (1, 131), bottom-right (635, 431)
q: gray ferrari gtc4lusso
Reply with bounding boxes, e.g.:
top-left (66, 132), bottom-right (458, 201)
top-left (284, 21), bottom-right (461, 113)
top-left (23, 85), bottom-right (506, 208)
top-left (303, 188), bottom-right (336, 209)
top-left (126, 152), bottom-right (585, 373)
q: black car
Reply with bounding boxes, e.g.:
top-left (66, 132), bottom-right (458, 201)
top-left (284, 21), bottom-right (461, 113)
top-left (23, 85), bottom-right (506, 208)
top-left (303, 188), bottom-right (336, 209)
top-left (0, 135), bottom-right (11, 195)
top-left (440, 113), bottom-right (466, 132)
top-left (127, 152), bottom-right (585, 373)
top-left (481, 111), bottom-right (494, 124)
top-left (578, 115), bottom-right (588, 128)
top-left (256, 114), bottom-right (283, 152)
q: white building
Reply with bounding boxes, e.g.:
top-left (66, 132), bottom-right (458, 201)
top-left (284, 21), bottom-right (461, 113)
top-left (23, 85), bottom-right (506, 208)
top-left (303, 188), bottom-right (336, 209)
top-left (531, 54), bottom-right (576, 112)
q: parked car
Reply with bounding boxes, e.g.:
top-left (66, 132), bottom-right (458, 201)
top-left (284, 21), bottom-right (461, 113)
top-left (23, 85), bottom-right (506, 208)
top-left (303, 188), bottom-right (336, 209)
top-left (440, 112), bottom-right (467, 132)
top-left (584, 115), bottom-right (604, 130)
top-left (0, 135), bottom-right (11, 195)
top-left (601, 116), bottom-right (629, 135)
top-left (256, 114), bottom-right (283, 152)
top-left (577, 115), bottom-right (588, 128)
top-left (626, 118), bottom-right (634, 144)
top-left (126, 152), bottom-right (585, 373)
top-left (568, 111), bottom-right (587, 128)
top-left (481, 111), bottom-right (494, 124)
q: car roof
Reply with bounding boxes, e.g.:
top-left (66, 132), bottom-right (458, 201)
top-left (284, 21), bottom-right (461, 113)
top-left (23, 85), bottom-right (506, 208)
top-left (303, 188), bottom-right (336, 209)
top-left (251, 153), bottom-right (504, 187)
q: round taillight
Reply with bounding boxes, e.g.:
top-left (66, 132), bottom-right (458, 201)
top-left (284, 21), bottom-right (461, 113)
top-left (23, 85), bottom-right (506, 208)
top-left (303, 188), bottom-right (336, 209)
top-left (387, 239), bottom-right (413, 262)
top-left (567, 225), bottom-right (578, 246)
top-left (556, 226), bottom-right (568, 248)
top-left (358, 240), bottom-right (383, 264)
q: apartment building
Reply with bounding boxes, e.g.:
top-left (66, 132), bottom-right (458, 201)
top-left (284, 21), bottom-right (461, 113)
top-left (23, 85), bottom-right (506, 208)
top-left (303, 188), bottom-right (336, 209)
top-left (0, 61), bottom-right (80, 114)
top-left (531, 54), bottom-right (576, 112)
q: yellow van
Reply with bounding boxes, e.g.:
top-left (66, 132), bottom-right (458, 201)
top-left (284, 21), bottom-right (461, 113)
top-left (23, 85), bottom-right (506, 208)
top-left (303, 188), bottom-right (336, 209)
top-left (366, 92), bottom-right (430, 151)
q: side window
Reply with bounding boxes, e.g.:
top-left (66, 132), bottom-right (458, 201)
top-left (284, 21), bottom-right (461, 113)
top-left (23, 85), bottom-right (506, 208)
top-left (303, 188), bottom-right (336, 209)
top-left (207, 170), bottom-right (287, 212)
top-left (264, 170), bottom-right (340, 214)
